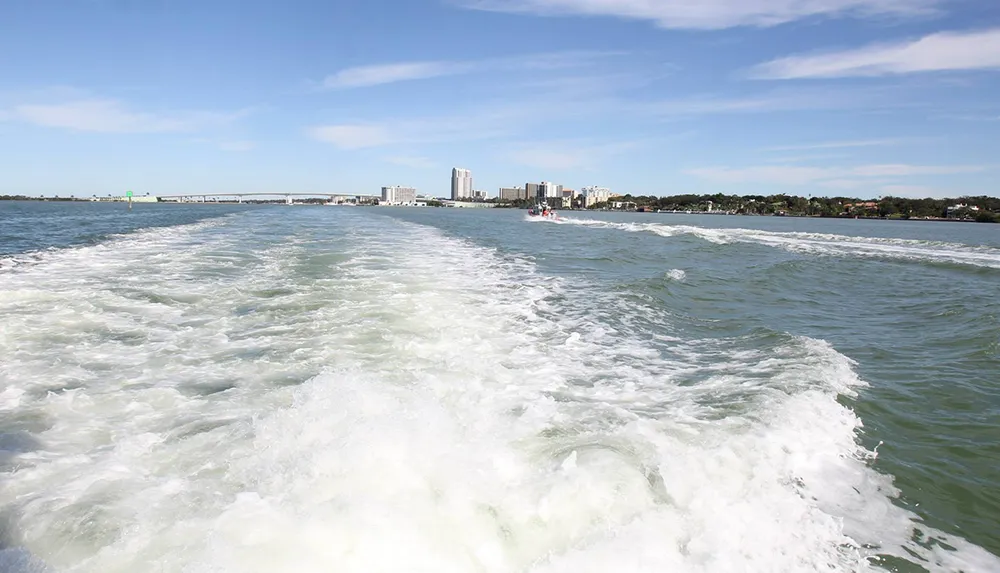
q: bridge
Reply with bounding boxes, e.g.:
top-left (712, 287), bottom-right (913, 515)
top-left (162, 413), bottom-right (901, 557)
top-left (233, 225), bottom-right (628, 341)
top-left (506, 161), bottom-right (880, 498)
top-left (156, 192), bottom-right (381, 204)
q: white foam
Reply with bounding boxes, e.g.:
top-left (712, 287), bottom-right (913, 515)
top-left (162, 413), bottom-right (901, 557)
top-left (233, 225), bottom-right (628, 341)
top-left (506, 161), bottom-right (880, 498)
top-left (1, 209), bottom-right (996, 572)
top-left (558, 216), bottom-right (1000, 268)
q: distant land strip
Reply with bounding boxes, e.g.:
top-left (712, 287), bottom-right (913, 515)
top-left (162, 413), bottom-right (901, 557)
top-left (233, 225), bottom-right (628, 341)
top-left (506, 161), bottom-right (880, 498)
top-left (2, 193), bottom-right (998, 222)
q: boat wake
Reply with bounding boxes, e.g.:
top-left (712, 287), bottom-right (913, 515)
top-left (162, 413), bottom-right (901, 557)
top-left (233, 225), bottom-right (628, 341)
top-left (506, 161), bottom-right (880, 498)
top-left (1, 209), bottom-right (997, 572)
top-left (559, 218), bottom-right (1000, 269)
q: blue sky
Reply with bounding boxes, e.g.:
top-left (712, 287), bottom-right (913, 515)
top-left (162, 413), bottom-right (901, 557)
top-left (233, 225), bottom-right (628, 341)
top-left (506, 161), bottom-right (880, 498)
top-left (1, 0), bottom-right (998, 199)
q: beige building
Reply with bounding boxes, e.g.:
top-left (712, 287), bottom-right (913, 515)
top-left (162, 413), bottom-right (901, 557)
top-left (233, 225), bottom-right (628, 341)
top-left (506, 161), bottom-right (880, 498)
top-left (582, 186), bottom-right (612, 207)
top-left (499, 186), bottom-right (527, 201)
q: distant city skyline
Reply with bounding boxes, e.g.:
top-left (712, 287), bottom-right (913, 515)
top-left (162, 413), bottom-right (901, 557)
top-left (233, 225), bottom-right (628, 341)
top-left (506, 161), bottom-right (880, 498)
top-left (1, 1), bottom-right (998, 199)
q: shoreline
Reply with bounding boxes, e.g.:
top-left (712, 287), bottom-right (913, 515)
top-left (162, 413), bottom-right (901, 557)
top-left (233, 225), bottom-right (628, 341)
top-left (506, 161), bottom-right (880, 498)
top-left (2, 198), bottom-right (996, 223)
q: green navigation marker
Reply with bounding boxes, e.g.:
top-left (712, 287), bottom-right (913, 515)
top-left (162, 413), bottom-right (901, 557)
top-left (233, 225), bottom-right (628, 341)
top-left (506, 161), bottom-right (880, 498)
top-left (126, 190), bottom-right (133, 198)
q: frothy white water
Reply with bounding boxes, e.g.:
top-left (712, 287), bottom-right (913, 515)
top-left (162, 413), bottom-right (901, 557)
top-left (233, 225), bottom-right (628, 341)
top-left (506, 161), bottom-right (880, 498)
top-left (1, 211), bottom-right (997, 572)
top-left (523, 214), bottom-right (564, 223)
top-left (558, 217), bottom-right (1000, 269)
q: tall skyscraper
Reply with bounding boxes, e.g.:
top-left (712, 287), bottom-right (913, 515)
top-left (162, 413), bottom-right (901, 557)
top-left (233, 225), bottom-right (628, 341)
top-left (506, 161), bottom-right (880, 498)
top-left (451, 168), bottom-right (472, 200)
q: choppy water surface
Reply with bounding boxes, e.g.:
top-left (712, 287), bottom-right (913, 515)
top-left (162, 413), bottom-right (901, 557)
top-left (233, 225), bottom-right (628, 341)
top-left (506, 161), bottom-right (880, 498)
top-left (1, 201), bottom-right (998, 572)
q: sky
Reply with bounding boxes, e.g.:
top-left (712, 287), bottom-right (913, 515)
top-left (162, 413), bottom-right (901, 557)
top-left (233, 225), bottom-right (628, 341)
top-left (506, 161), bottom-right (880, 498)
top-left (1, 0), bottom-right (998, 199)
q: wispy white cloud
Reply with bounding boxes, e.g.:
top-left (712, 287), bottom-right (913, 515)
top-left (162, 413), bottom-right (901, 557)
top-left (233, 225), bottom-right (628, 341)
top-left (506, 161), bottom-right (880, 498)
top-left (385, 155), bottom-right (437, 168)
top-left (309, 124), bottom-right (394, 149)
top-left (501, 50), bottom-right (629, 70)
top-left (504, 140), bottom-right (641, 170)
top-left (192, 137), bottom-right (257, 151)
top-left (816, 178), bottom-right (883, 190)
top-left (320, 50), bottom-right (624, 89)
top-left (644, 86), bottom-right (885, 117)
top-left (763, 137), bottom-right (921, 151)
top-left (15, 100), bottom-right (183, 132)
top-left (323, 61), bottom-right (471, 89)
top-left (849, 164), bottom-right (982, 177)
top-left (645, 94), bottom-right (801, 116)
top-left (688, 165), bottom-right (833, 185)
top-left (686, 163), bottom-right (985, 186)
top-left (218, 140), bottom-right (256, 151)
top-left (879, 184), bottom-right (942, 197)
top-left (653, 97), bottom-right (768, 115)
top-left (308, 95), bottom-right (609, 149)
top-left (8, 99), bottom-right (249, 133)
top-left (935, 112), bottom-right (1000, 122)
top-left (764, 153), bottom-right (851, 164)
top-left (308, 113), bottom-right (519, 149)
top-left (308, 84), bottom-right (893, 152)
top-left (515, 69), bottom-right (664, 94)
top-left (458, 0), bottom-right (944, 30)
top-left (508, 149), bottom-right (586, 170)
top-left (748, 28), bottom-right (1000, 79)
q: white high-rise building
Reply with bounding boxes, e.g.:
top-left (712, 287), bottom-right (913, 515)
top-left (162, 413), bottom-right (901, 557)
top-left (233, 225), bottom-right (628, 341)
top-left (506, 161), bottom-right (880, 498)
top-left (381, 186), bottom-right (417, 205)
top-left (539, 181), bottom-right (563, 200)
top-left (529, 181), bottom-right (563, 202)
top-left (582, 186), bottom-right (612, 208)
top-left (451, 168), bottom-right (473, 200)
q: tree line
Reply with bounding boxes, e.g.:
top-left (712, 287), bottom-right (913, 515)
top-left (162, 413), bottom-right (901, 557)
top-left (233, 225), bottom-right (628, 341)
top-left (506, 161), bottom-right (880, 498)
top-left (615, 193), bottom-right (999, 221)
top-left (1, 194), bottom-right (79, 201)
top-left (495, 193), bottom-right (1000, 222)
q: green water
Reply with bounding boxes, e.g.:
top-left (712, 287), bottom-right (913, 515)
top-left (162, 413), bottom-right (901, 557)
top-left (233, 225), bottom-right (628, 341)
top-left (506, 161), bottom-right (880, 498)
top-left (1, 201), bottom-right (997, 572)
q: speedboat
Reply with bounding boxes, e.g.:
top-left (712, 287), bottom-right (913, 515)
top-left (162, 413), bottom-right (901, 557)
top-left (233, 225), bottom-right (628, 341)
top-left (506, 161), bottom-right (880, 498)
top-left (527, 203), bottom-right (559, 220)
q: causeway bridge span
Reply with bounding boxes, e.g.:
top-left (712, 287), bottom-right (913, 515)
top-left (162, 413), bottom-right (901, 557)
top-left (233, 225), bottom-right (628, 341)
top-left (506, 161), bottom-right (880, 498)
top-left (156, 192), bottom-right (380, 204)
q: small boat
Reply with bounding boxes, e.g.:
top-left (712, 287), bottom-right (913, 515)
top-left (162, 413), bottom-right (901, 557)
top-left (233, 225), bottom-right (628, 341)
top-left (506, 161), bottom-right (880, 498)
top-left (527, 202), bottom-right (559, 220)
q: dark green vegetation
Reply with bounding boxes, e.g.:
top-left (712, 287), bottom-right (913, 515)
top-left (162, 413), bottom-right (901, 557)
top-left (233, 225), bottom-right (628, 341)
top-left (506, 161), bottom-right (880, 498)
top-left (1, 194), bottom-right (80, 201)
top-left (597, 194), bottom-right (1000, 221)
top-left (498, 194), bottom-right (1000, 221)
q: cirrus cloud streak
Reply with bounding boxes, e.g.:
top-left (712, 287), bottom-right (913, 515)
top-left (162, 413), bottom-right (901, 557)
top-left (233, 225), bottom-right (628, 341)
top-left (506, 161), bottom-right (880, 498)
top-left (749, 28), bottom-right (1000, 79)
top-left (7, 99), bottom-right (250, 133)
top-left (687, 163), bottom-right (986, 189)
top-left (321, 50), bottom-right (625, 89)
top-left (458, 0), bottom-right (945, 30)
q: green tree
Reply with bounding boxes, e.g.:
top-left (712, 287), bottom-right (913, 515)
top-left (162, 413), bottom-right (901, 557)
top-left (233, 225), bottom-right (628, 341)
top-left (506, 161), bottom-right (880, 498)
top-left (878, 199), bottom-right (899, 217)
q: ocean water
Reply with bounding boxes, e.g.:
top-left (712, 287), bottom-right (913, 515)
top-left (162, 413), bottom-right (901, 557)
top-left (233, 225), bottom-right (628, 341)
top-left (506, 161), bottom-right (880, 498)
top-left (1, 200), bottom-right (998, 572)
